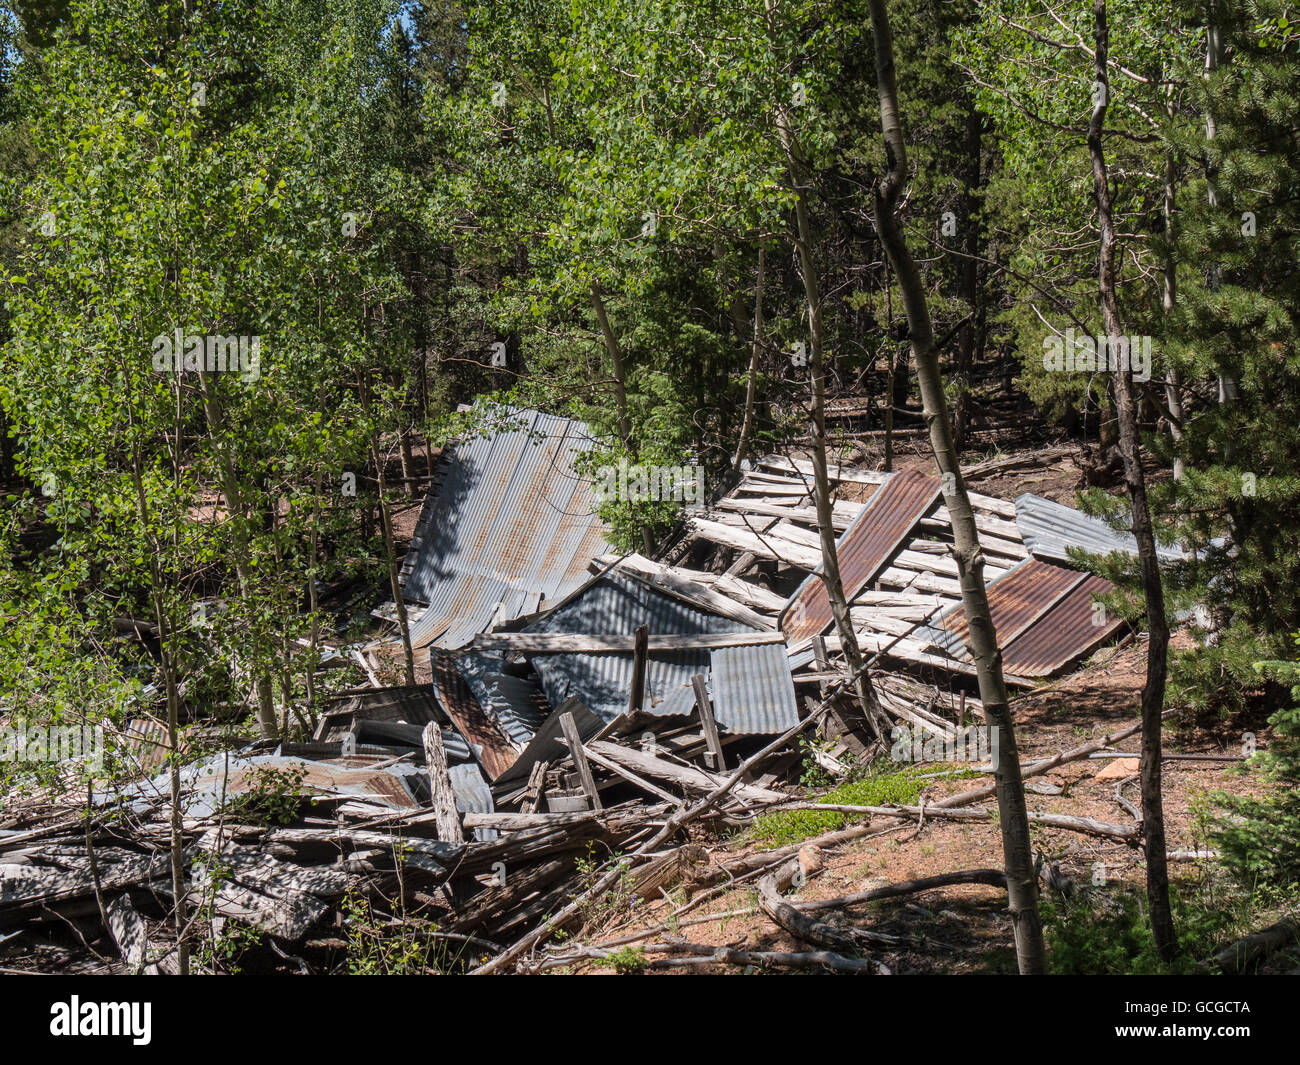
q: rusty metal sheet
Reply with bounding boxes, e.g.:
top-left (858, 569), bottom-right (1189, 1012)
top-left (780, 469), bottom-right (941, 644)
top-left (431, 651), bottom-right (524, 781)
top-left (928, 558), bottom-right (1085, 661)
top-left (1002, 573), bottom-right (1123, 676)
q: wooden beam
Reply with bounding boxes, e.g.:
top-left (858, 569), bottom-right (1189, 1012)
top-left (691, 674), bottom-right (725, 771)
top-left (421, 723), bottom-right (464, 842)
top-left (594, 552), bottom-right (776, 630)
top-left (521, 760), bottom-right (548, 814)
top-left (559, 711), bottom-right (602, 811)
top-left (585, 740), bottom-right (786, 804)
top-left (685, 517), bottom-right (821, 570)
top-left (473, 631), bottom-right (787, 653)
top-left (627, 624), bottom-right (649, 715)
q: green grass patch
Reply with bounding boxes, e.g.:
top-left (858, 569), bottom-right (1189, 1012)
top-left (747, 762), bottom-right (929, 849)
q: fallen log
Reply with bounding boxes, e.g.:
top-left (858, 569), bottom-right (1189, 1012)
top-left (1210, 918), bottom-right (1300, 974)
top-left (934, 716), bottom-right (1158, 809)
top-left (645, 942), bottom-right (887, 974)
top-left (797, 869), bottom-right (1007, 913)
top-left (778, 802), bottom-right (1140, 841)
top-left (757, 858), bottom-right (904, 952)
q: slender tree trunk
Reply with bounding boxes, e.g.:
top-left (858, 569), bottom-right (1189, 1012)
top-left (591, 282), bottom-right (655, 555)
top-left (304, 469), bottom-right (322, 713)
top-left (1088, 0), bottom-right (1177, 961)
top-left (195, 371), bottom-right (277, 739)
top-left (733, 246), bottom-right (766, 472)
top-left (373, 436), bottom-right (416, 686)
top-left (883, 258), bottom-right (895, 472)
top-left (127, 450), bottom-right (189, 975)
top-left (1204, 3), bottom-right (1236, 407)
top-left (766, 48), bottom-right (887, 742)
top-left (867, 0), bottom-right (1045, 974)
top-left (1161, 100), bottom-right (1185, 481)
top-left (953, 108), bottom-right (982, 451)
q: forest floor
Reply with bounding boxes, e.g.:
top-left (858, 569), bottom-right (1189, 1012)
top-left (540, 634), bottom-right (1276, 974)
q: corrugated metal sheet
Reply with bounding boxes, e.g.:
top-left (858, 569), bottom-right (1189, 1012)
top-left (456, 652), bottom-right (552, 747)
top-left (924, 558), bottom-right (1086, 662)
top-left (313, 684), bottom-right (471, 761)
top-left (448, 763), bottom-right (496, 842)
top-left (103, 754), bottom-right (425, 819)
top-left (399, 408), bottom-right (610, 649)
top-left (316, 685), bottom-right (440, 732)
top-left (494, 700), bottom-right (606, 787)
top-left (709, 642), bottom-right (800, 735)
top-left (430, 651), bottom-right (526, 780)
top-left (525, 572), bottom-right (750, 724)
top-left (1015, 493), bottom-right (1190, 565)
top-left (1002, 573), bottom-right (1124, 676)
top-left (910, 558), bottom-right (1123, 676)
top-left (781, 469), bottom-right (941, 644)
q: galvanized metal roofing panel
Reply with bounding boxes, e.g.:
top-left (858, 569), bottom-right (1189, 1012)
top-left (399, 408), bottom-right (610, 649)
top-left (494, 699), bottom-right (605, 787)
top-left (103, 754), bottom-right (425, 819)
top-left (525, 572), bottom-right (752, 724)
top-left (1001, 573), bottom-right (1124, 676)
top-left (710, 642), bottom-right (800, 735)
top-left (781, 469), bottom-right (941, 644)
top-left (448, 763), bottom-right (496, 842)
top-left (456, 651), bottom-right (552, 747)
top-left (1014, 493), bottom-right (1189, 565)
top-left (318, 685), bottom-right (441, 729)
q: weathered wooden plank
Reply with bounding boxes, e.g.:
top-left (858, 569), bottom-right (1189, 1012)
top-left (593, 552), bottom-right (776, 630)
top-left (627, 625), bottom-right (650, 716)
top-left (105, 893), bottom-right (154, 972)
top-left (685, 518), bottom-right (822, 570)
top-left (578, 744), bottom-right (681, 805)
top-left (423, 722), bottom-right (465, 843)
top-left (691, 674), bottom-right (726, 771)
top-left (559, 711), bottom-right (602, 812)
top-left (473, 631), bottom-right (786, 653)
top-left (585, 741), bottom-right (786, 804)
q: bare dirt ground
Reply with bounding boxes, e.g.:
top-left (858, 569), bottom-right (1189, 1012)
top-left (540, 632), bottom-right (1273, 974)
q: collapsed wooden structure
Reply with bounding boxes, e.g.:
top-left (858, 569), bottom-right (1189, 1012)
top-left (1, 414), bottom-right (1155, 973)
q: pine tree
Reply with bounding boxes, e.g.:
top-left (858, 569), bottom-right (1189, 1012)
top-left (1160, 0), bottom-right (1300, 719)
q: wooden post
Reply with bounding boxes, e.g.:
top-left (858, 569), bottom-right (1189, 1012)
top-left (522, 760), bottom-right (549, 814)
top-left (811, 635), bottom-right (830, 699)
top-left (559, 711), bottom-right (602, 811)
top-left (691, 674), bottom-right (726, 771)
top-left (627, 624), bottom-right (650, 716)
top-left (421, 723), bottom-right (464, 842)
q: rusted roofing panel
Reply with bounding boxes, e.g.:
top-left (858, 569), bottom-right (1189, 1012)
top-left (398, 408), bottom-right (610, 649)
top-left (911, 558), bottom-right (1123, 677)
top-left (430, 651), bottom-right (525, 781)
top-left (1002, 573), bottom-right (1123, 676)
top-left (781, 469), bottom-right (941, 644)
top-left (922, 558), bottom-right (1084, 662)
